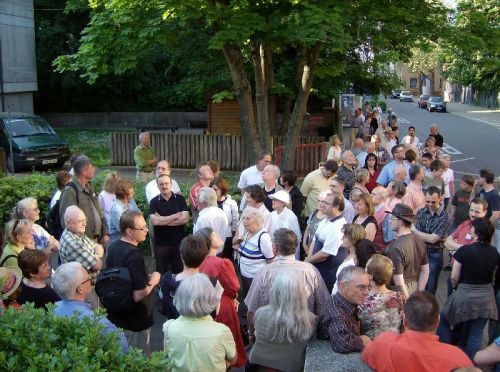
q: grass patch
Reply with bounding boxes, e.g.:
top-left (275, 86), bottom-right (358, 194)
top-left (55, 128), bottom-right (115, 168)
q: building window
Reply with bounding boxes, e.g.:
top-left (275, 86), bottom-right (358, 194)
top-left (410, 78), bottom-right (417, 88)
top-left (439, 78), bottom-right (442, 89)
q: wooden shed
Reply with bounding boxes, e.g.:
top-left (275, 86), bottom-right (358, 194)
top-left (207, 99), bottom-right (242, 135)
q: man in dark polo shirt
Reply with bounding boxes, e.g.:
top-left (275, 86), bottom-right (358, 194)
top-left (414, 186), bottom-right (451, 295)
top-left (106, 210), bottom-right (160, 354)
top-left (149, 174), bottom-right (189, 274)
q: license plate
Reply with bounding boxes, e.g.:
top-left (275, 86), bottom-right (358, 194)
top-left (42, 159), bottom-right (57, 164)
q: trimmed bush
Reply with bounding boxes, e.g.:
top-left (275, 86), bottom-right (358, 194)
top-left (0, 173), bottom-right (55, 226)
top-left (0, 304), bottom-right (170, 371)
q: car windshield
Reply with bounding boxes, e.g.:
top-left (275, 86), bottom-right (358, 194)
top-left (430, 97), bottom-right (443, 102)
top-left (3, 118), bottom-right (56, 137)
top-left (422, 95), bottom-right (430, 99)
top-left (402, 91), bottom-right (411, 95)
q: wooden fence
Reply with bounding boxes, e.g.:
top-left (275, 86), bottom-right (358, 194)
top-left (111, 132), bottom-right (326, 173)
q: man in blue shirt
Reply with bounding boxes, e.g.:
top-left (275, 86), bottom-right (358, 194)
top-left (52, 262), bottom-right (129, 353)
top-left (376, 144), bottom-right (408, 187)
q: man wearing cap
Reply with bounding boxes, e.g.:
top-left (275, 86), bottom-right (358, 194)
top-left (134, 132), bottom-right (158, 183)
top-left (376, 144), bottom-right (407, 187)
top-left (386, 203), bottom-right (429, 299)
top-left (413, 186), bottom-right (451, 295)
top-left (268, 190), bottom-right (302, 259)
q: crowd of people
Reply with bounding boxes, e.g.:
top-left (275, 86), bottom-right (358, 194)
top-left (1, 121), bottom-right (500, 372)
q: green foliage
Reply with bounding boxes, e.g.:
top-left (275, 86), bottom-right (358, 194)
top-left (0, 303), bottom-right (169, 371)
top-left (212, 91), bottom-right (235, 103)
top-left (0, 173), bottom-right (55, 226)
top-left (440, 0), bottom-right (500, 91)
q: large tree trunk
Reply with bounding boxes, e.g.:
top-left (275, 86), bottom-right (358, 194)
top-left (252, 44), bottom-right (271, 150)
top-left (281, 43), bottom-right (322, 172)
top-left (223, 43), bottom-right (260, 162)
top-left (263, 46), bottom-right (277, 137)
top-left (279, 46), bottom-right (307, 137)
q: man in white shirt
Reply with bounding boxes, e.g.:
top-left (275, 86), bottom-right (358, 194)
top-left (401, 126), bottom-right (420, 148)
top-left (193, 187), bottom-right (228, 254)
top-left (145, 160), bottom-right (181, 203)
top-left (329, 177), bottom-right (355, 223)
top-left (237, 150), bottom-right (273, 211)
top-left (305, 192), bottom-right (348, 292)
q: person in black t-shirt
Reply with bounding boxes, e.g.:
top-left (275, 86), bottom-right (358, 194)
top-left (474, 169), bottom-right (500, 223)
top-left (17, 249), bottom-right (60, 309)
top-left (106, 210), bottom-right (160, 355)
top-left (149, 174), bottom-right (189, 274)
top-left (429, 124), bottom-right (444, 148)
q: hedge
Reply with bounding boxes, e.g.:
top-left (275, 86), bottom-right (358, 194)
top-left (0, 304), bottom-right (170, 371)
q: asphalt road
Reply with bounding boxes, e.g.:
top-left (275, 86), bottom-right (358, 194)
top-left (387, 98), bottom-right (500, 178)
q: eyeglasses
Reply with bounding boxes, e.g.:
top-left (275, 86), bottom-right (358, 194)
top-left (79, 277), bottom-right (92, 286)
top-left (318, 200), bottom-right (335, 206)
top-left (426, 200), bottom-right (438, 204)
top-left (131, 226), bottom-right (149, 232)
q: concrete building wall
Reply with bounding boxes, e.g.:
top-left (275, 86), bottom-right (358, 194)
top-left (0, 0), bottom-right (37, 113)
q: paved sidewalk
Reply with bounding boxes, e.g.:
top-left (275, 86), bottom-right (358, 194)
top-left (447, 101), bottom-right (500, 128)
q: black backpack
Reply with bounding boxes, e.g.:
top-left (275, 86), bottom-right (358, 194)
top-left (46, 182), bottom-right (79, 239)
top-left (95, 248), bottom-right (135, 314)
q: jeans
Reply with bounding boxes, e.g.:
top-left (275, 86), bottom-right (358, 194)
top-left (425, 249), bottom-right (443, 294)
top-left (437, 311), bottom-right (488, 360)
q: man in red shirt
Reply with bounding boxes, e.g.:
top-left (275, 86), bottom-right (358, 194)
top-left (362, 291), bottom-right (472, 372)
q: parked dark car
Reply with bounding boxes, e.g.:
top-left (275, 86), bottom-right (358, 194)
top-left (0, 113), bottom-right (71, 171)
top-left (427, 97), bottom-right (447, 112)
top-left (417, 95), bottom-right (431, 108)
top-left (390, 90), bottom-right (402, 99)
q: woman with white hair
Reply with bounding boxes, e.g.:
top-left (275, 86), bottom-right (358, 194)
top-left (163, 273), bottom-right (237, 372)
top-left (1, 219), bottom-right (34, 268)
top-left (440, 154), bottom-right (455, 210)
top-left (268, 190), bottom-right (302, 259)
top-left (350, 168), bottom-right (370, 203)
top-left (327, 134), bottom-right (342, 165)
top-left (12, 197), bottom-right (58, 255)
top-left (233, 208), bottom-right (274, 297)
top-left (249, 269), bottom-right (316, 371)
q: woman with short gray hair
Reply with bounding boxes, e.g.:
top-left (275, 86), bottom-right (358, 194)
top-left (233, 207), bottom-right (274, 297)
top-left (163, 273), bottom-right (237, 371)
top-left (249, 269), bottom-right (316, 371)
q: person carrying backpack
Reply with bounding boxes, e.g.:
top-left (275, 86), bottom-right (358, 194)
top-left (100, 210), bottom-right (160, 355)
top-left (58, 155), bottom-right (110, 247)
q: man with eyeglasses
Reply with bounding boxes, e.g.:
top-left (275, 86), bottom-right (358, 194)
top-left (327, 266), bottom-right (372, 353)
top-left (53, 261), bottom-right (129, 354)
top-left (105, 210), bottom-right (160, 354)
top-left (413, 186), bottom-right (451, 294)
top-left (59, 206), bottom-right (104, 309)
top-left (386, 203), bottom-right (429, 299)
top-left (376, 144), bottom-right (408, 187)
top-left (149, 174), bottom-right (189, 274)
